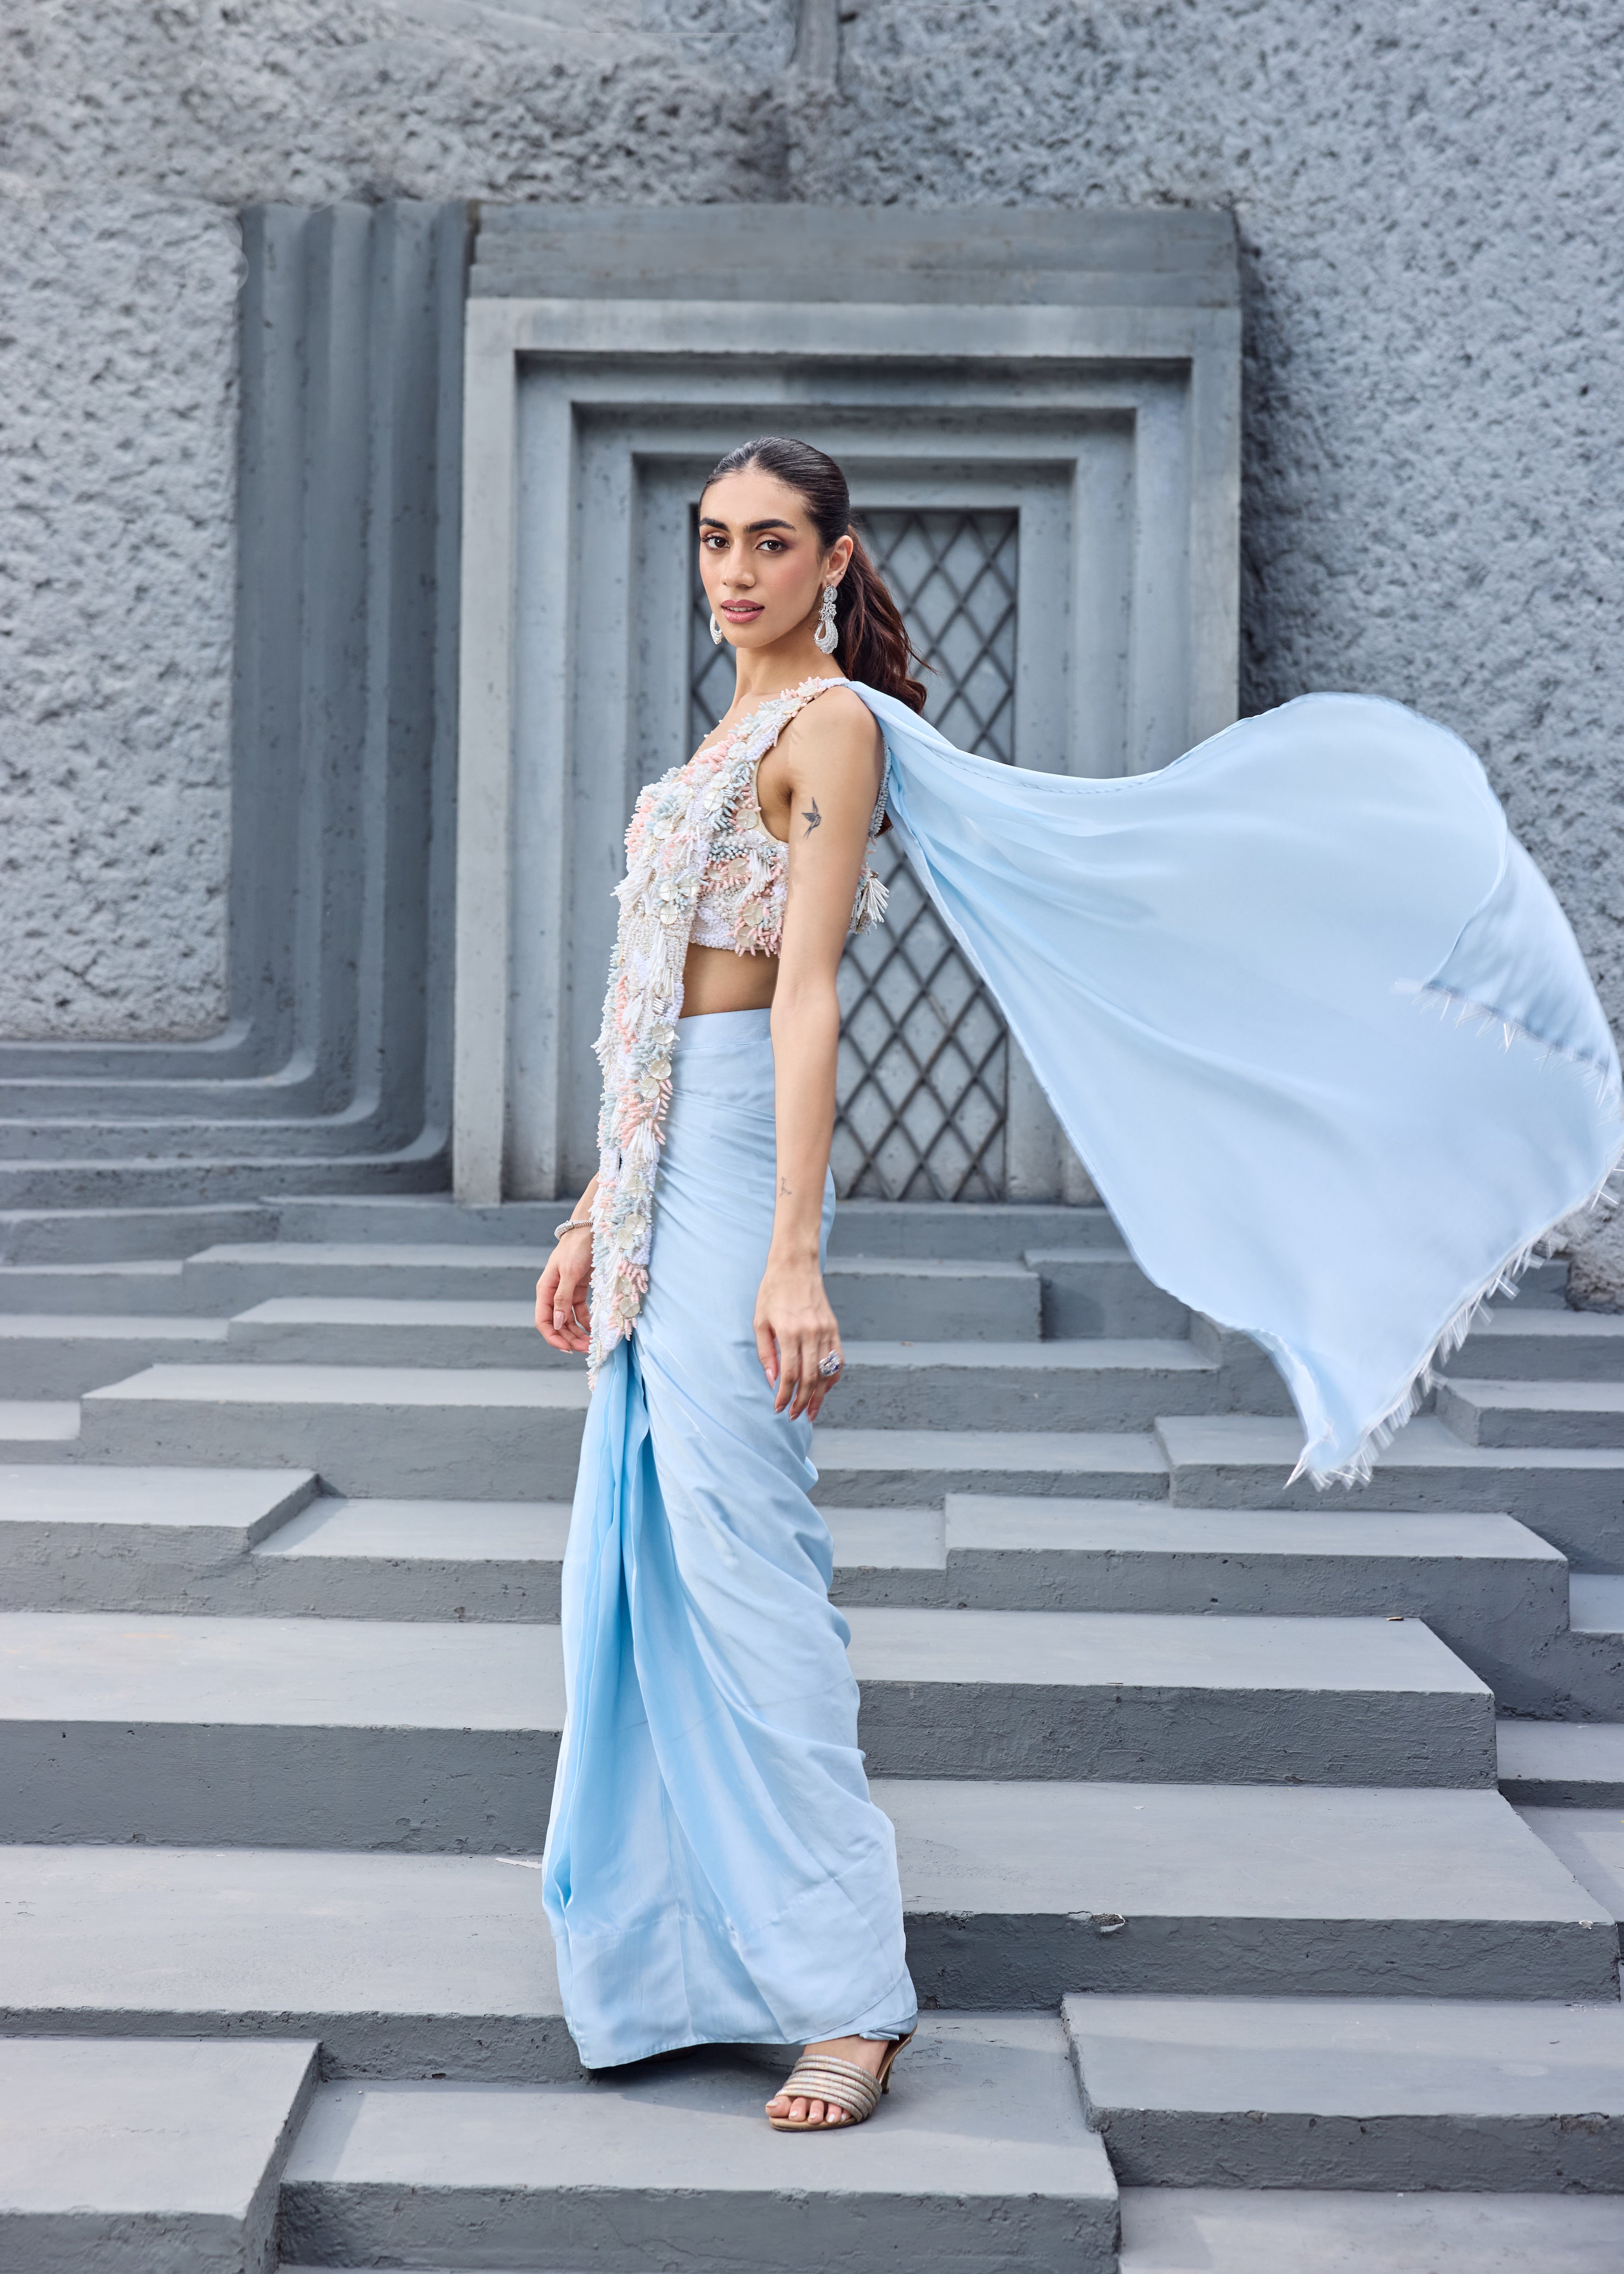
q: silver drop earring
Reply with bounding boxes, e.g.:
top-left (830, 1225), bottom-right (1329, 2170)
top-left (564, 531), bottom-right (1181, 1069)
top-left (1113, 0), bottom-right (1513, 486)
top-left (709, 611), bottom-right (724, 647)
top-left (814, 581), bottom-right (839, 655)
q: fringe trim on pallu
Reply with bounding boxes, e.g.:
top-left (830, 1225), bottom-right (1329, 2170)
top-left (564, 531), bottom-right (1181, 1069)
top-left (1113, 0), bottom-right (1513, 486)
top-left (1291, 1134), bottom-right (1624, 1491)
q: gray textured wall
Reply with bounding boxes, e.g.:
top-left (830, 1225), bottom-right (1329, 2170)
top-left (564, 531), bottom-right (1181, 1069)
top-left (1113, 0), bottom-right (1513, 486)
top-left (4, 0), bottom-right (1621, 1041)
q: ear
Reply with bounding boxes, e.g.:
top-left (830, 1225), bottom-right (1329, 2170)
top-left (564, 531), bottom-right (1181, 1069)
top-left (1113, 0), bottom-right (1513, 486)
top-left (824, 531), bottom-right (856, 585)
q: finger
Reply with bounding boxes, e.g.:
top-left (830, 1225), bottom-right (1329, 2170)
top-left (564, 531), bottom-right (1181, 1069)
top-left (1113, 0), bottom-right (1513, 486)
top-left (756, 1321), bottom-right (779, 1389)
top-left (785, 1348), bottom-right (804, 1419)
top-left (787, 1335), bottom-right (816, 1420)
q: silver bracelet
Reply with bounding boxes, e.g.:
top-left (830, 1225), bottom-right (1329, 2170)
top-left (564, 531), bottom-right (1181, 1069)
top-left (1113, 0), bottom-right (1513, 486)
top-left (552, 1216), bottom-right (593, 1241)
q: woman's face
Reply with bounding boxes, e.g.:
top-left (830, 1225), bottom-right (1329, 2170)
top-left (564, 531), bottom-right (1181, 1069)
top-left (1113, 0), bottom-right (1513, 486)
top-left (697, 468), bottom-right (851, 650)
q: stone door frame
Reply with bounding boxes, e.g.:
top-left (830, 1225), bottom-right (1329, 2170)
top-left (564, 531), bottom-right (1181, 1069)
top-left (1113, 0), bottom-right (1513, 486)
top-left (451, 217), bottom-right (1240, 1202)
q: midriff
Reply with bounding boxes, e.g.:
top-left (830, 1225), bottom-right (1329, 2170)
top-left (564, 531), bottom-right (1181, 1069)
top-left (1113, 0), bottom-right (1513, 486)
top-left (680, 941), bottom-right (779, 1016)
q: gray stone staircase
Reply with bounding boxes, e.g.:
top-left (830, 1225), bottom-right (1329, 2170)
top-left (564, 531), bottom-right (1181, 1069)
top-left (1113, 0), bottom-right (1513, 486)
top-left (1, 1195), bottom-right (1624, 2269)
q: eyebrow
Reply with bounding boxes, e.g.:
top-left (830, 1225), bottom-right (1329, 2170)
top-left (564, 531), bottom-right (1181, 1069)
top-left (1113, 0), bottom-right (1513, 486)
top-left (698, 515), bottom-right (799, 533)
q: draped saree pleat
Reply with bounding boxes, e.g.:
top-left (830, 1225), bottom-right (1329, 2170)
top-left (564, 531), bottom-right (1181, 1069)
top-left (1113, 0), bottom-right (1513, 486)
top-left (543, 1009), bottom-right (916, 2070)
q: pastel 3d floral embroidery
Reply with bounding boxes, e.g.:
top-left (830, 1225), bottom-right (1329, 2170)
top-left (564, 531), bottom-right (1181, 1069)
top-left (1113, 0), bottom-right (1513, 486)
top-left (586, 677), bottom-right (887, 1375)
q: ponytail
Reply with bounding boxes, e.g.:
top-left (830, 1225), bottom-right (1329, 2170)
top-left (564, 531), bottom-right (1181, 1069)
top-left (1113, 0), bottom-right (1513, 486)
top-left (702, 435), bottom-right (930, 715)
top-left (835, 527), bottom-right (929, 714)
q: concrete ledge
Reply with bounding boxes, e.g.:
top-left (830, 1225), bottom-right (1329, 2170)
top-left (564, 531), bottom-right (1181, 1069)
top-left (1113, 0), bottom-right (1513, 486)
top-left (1067, 1993), bottom-right (1624, 2190)
top-left (278, 2015), bottom-right (1119, 2274)
top-left (888, 1781), bottom-right (1615, 2004)
top-left (78, 1363), bottom-right (589, 1499)
top-left (812, 1427), bottom-right (1170, 1506)
top-left (847, 1605), bottom-right (1495, 1787)
top-left (1159, 1415), bottom-right (1624, 1568)
top-left (0, 2036), bottom-right (317, 2274)
top-left (0, 1466), bottom-right (320, 1613)
top-left (1499, 1720), bottom-right (1624, 1808)
top-left (1518, 1808), bottom-right (1624, 1922)
top-left (1437, 1380), bottom-right (1624, 1450)
top-left (1119, 2188), bottom-right (1624, 2273)
top-left (0, 1611), bottom-right (563, 1852)
top-left (1442, 1310), bottom-right (1624, 1382)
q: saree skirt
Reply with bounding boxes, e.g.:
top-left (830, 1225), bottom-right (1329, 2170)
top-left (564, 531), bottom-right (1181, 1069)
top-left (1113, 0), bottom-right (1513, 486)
top-left (541, 1007), bottom-right (918, 2070)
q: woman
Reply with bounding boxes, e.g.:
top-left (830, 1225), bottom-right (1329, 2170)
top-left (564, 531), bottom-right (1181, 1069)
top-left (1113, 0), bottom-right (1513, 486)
top-left (537, 435), bottom-right (1623, 2126)
top-left (536, 437), bottom-right (923, 2130)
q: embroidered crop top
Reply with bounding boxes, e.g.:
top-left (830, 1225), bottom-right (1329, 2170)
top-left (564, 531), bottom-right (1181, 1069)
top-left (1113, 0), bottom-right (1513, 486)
top-left (689, 704), bottom-right (890, 953)
top-left (586, 674), bottom-right (889, 1373)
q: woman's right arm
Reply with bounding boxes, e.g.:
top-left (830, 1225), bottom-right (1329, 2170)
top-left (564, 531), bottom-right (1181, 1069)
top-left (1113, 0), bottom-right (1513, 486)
top-left (535, 1174), bottom-right (596, 1354)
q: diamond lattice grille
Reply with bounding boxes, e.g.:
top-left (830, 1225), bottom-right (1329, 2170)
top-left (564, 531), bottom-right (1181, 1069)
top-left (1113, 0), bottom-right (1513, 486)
top-left (689, 507), bottom-right (1016, 1200)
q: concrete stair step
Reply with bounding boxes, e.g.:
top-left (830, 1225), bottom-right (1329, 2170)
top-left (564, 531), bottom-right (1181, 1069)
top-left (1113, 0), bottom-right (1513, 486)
top-left (1124, 2186), bottom-right (1624, 2272)
top-left (0, 1258), bottom-right (198, 1316)
top-left (0, 1465), bottom-right (321, 1610)
top-left (263, 1196), bottom-right (567, 1248)
top-left (889, 1779), bottom-right (1613, 2004)
top-left (0, 1312), bottom-right (229, 1395)
top-left (1118, 2188), bottom-right (1624, 2273)
top-left (185, 1241), bottom-right (560, 1306)
top-left (830, 1200), bottom-right (1123, 1258)
top-left (226, 1296), bottom-right (576, 1367)
top-left (0, 1402), bottom-right (81, 1454)
top-left (250, 1497), bottom-right (570, 1621)
top-left (1025, 1247), bottom-right (1189, 1337)
top-left (77, 1363), bottom-right (590, 1497)
top-left (1065, 1992), bottom-right (1624, 2190)
top-left (1443, 1310), bottom-right (1624, 1381)
top-left (1157, 1414), bottom-right (1624, 1568)
top-left (0, 1611), bottom-right (562, 1852)
top-left (0, 1201), bottom-right (278, 1266)
top-left (0, 2036), bottom-right (318, 2274)
top-left (0, 1603), bottom-right (1493, 1851)
top-left (1571, 1574), bottom-right (1624, 1634)
top-left (834, 1341), bottom-right (1224, 1428)
top-left (2, 1789), bottom-right (1610, 2082)
top-left (1438, 1378), bottom-right (1624, 1449)
top-left (934, 1498), bottom-right (1582, 1710)
top-left (1499, 1720), bottom-right (1624, 1808)
top-left (1518, 1807), bottom-right (1624, 1923)
top-left (1493, 1258), bottom-right (1572, 1309)
top-left (275, 2016), bottom-right (1118, 2274)
top-left (183, 1243), bottom-right (1045, 1340)
top-left (811, 1425), bottom-right (1171, 1504)
top-left (845, 1605), bottom-right (1494, 1788)
top-left (0, 1480), bottom-right (923, 1620)
top-left (0, 1143), bottom-right (448, 1211)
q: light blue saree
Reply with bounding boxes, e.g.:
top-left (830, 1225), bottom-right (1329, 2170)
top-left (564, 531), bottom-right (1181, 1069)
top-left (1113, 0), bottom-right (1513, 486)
top-left (545, 686), bottom-right (1620, 2070)
top-left (544, 1009), bottom-right (916, 2070)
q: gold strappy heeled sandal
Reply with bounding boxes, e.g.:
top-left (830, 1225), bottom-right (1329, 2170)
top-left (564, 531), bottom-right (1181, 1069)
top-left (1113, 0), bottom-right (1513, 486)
top-left (766, 2030), bottom-right (914, 2132)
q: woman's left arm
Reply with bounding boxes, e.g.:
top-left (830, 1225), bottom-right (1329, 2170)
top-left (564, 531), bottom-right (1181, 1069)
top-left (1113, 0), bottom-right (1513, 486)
top-left (755, 692), bottom-right (884, 1421)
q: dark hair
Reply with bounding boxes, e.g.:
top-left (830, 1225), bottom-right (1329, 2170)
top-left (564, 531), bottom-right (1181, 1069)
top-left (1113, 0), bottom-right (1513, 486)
top-left (701, 436), bottom-right (929, 714)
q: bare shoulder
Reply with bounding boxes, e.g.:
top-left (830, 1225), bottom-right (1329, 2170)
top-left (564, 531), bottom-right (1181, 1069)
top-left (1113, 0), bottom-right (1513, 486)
top-left (781, 684), bottom-right (883, 774)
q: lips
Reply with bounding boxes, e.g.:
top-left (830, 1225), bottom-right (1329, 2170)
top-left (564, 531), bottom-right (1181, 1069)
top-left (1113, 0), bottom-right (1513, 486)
top-left (720, 602), bottom-right (762, 621)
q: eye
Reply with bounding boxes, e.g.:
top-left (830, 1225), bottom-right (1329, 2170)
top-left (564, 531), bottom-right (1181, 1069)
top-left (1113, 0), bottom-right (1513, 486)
top-left (758, 537), bottom-right (786, 553)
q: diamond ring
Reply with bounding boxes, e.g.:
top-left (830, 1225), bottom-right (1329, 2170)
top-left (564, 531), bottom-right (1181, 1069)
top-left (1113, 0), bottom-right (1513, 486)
top-left (818, 1351), bottom-right (843, 1379)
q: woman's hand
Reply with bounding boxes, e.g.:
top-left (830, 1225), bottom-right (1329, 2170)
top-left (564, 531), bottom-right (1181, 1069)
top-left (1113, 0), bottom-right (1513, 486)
top-left (754, 1252), bottom-right (844, 1421)
top-left (536, 1226), bottom-right (593, 1355)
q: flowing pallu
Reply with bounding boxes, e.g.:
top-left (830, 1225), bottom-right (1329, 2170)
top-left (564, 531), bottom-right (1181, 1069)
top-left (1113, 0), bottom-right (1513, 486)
top-left (852, 685), bottom-right (1623, 1485)
top-left (543, 1009), bottom-right (916, 2069)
